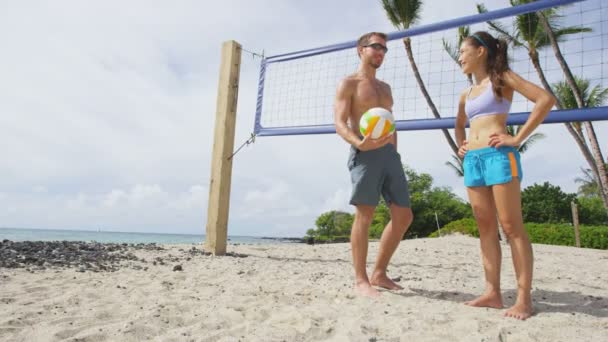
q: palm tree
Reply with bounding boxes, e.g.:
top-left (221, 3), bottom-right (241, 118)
top-left (553, 77), bottom-right (608, 109)
top-left (553, 76), bottom-right (608, 208)
top-left (380, 0), bottom-right (459, 155)
top-left (477, 2), bottom-right (590, 95)
top-left (575, 167), bottom-right (601, 198)
top-left (537, 10), bottom-right (608, 210)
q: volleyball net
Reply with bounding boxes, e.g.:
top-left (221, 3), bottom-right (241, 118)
top-left (253, 0), bottom-right (608, 136)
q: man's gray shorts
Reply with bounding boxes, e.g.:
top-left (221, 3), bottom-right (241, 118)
top-left (347, 144), bottom-right (411, 207)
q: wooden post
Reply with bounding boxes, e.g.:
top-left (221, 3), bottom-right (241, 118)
top-left (571, 201), bottom-right (580, 248)
top-left (205, 40), bottom-right (241, 255)
top-left (434, 212), bottom-right (441, 237)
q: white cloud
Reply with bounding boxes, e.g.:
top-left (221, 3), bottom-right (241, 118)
top-left (0, 0), bottom-right (606, 238)
top-left (321, 188), bottom-right (354, 214)
top-left (102, 190), bottom-right (128, 208)
top-left (0, 184), bottom-right (208, 233)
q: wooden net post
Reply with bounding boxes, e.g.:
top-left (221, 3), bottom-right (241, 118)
top-left (205, 40), bottom-right (241, 255)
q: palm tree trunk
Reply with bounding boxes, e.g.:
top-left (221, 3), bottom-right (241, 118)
top-left (529, 49), bottom-right (556, 101)
top-left (583, 123), bottom-right (608, 208)
top-left (403, 38), bottom-right (459, 155)
top-left (537, 12), bottom-right (585, 107)
top-left (537, 12), bottom-right (608, 208)
top-left (529, 52), bottom-right (608, 207)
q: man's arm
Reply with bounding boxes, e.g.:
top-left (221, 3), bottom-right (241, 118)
top-left (334, 79), bottom-right (362, 147)
top-left (386, 84), bottom-right (397, 150)
top-left (334, 79), bottom-right (393, 151)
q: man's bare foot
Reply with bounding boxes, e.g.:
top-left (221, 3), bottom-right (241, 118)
top-left (370, 272), bottom-right (403, 290)
top-left (464, 292), bottom-right (503, 309)
top-left (354, 282), bottom-right (381, 298)
top-left (505, 299), bottom-right (533, 320)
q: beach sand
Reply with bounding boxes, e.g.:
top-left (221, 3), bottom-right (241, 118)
top-left (1, 235), bottom-right (607, 341)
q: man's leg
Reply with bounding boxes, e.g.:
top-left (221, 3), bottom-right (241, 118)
top-left (371, 204), bottom-right (413, 290)
top-left (351, 204), bottom-right (379, 297)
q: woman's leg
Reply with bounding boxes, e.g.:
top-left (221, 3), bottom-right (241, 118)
top-left (465, 186), bottom-right (503, 309)
top-left (492, 178), bottom-right (534, 320)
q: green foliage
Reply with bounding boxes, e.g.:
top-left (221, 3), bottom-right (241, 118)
top-left (431, 219), bottom-right (608, 250)
top-left (403, 167), bottom-right (472, 238)
top-left (575, 166), bottom-right (603, 198)
top-left (370, 200), bottom-right (391, 239)
top-left (525, 223), bottom-right (608, 250)
top-left (380, 0), bottom-right (423, 30)
top-left (577, 196), bottom-right (608, 225)
top-left (429, 218), bottom-right (479, 238)
top-left (305, 211), bottom-right (353, 241)
top-left (477, 0), bottom-right (591, 51)
top-left (521, 182), bottom-right (577, 223)
top-left (552, 76), bottom-right (608, 110)
top-left (307, 166), bottom-right (472, 241)
top-left (365, 167), bottom-right (474, 239)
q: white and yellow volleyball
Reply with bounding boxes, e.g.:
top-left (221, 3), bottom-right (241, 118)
top-left (359, 107), bottom-right (395, 139)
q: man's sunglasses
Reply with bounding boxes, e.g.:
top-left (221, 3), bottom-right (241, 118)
top-left (363, 43), bottom-right (388, 53)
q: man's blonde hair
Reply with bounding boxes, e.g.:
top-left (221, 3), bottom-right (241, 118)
top-left (357, 32), bottom-right (387, 57)
top-left (357, 32), bottom-right (388, 47)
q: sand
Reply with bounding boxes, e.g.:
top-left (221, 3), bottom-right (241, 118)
top-left (1, 235), bottom-right (607, 341)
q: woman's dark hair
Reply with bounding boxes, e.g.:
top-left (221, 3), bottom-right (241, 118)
top-left (465, 31), bottom-right (509, 99)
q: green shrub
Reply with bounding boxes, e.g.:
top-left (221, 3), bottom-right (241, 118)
top-left (527, 223), bottom-right (608, 250)
top-left (429, 218), bottom-right (478, 238)
top-left (431, 219), bottom-right (608, 250)
top-left (311, 235), bottom-right (350, 244)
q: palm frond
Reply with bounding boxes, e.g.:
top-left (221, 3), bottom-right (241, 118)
top-left (380, 0), bottom-right (423, 29)
top-left (574, 167), bottom-right (601, 197)
top-left (586, 85), bottom-right (608, 107)
top-left (506, 125), bottom-right (516, 136)
top-left (380, 0), bottom-right (404, 29)
top-left (458, 26), bottom-right (471, 45)
top-left (442, 25), bottom-right (470, 66)
top-left (476, 3), bottom-right (520, 45)
top-left (553, 26), bottom-right (592, 37)
top-left (552, 76), bottom-right (608, 109)
top-left (445, 155), bottom-right (464, 177)
top-left (518, 132), bottom-right (545, 154)
top-left (515, 12), bottom-right (540, 45)
top-left (442, 38), bottom-right (460, 64)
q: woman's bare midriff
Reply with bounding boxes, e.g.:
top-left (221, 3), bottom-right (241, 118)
top-left (467, 113), bottom-right (509, 150)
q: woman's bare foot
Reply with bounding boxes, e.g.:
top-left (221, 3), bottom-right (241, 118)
top-left (505, 296), bottom-right (533, 320)
top-left (464, 291), bottom-right (503, 309)
top-left (370, 272), bottom-right (403, 290)
top-left (354, 282), bottom-right (381, 298)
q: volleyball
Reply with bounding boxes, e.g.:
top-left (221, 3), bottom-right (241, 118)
top-left (359, 107), bottom-right (395, 139)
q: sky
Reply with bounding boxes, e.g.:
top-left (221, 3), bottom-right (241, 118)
top-left (0, 0), bottom-right (606, 237)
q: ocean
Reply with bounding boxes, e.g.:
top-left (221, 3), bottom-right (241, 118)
top-left (0, 228), bottom-right (299, 245)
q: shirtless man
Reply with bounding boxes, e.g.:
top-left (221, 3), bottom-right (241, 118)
top-left (334, 32), bottom-right (414, 298)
